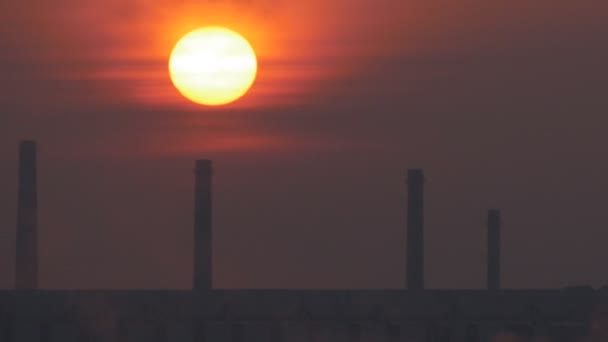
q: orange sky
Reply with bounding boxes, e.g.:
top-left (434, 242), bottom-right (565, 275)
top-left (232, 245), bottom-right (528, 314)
top-left (3, 0), bottom-right (603, 110)
top-left (3, 0), bottom-right (392, 108)
top-left (1, 0), bottom-right (606, 116)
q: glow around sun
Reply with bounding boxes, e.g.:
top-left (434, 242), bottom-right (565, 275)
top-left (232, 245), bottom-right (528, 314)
top-left (168, 27), bottom-right (258, 106)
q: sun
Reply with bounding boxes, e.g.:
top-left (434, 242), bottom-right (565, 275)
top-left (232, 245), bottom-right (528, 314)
top-left (168, 27), bottom-right (258, 106)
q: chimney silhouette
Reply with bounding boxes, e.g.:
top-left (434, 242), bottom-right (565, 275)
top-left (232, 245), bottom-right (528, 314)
top-left (406, 169), bottom-right (424, 290)
top-left (15, 140), bottom-right (38, 290)
top-left (487, 209), bottom-right (501, 290)
top-left (193, 160), bottom-right (212, 290)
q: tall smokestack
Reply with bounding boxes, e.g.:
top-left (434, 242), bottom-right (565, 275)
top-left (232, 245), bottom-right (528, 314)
top-left (193, 160), bottom-right (212, 290)
top-left (15, 140), bottom-right (38, 290)
top-left (487, 209), bottom-right (501, 290)
top-left (406, 169), bottom-right (424, 290)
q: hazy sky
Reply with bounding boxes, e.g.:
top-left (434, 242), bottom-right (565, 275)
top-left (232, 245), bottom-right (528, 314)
top-left (0, 0), bottom-right (607, 290)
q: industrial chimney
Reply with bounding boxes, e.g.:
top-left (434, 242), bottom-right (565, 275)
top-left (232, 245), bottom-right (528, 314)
top-left (406, 169), bottom-right (424, 290)
top-left (15, 140), bottom-right (38, 290)
top-left (193, 160), bottom-right (212, 290)
top-left (487, 209), bottom-right (501, 290)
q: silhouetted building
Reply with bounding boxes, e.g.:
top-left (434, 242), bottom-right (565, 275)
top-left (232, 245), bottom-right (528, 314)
top-left (194, 160), bottom-right (213, 290)
top-left (15, 140), bottom-right (38, 290)
top-left (406, 169), bottom-right (424, 290)
top-left (487, 209), bottom-right (501, 290)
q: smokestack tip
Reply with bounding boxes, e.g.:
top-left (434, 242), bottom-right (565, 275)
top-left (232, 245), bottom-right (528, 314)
top-left (19, 140), bottom-right (37, 151)
top-left (195, 160), bottom-right (212, 173)
top-left (488, 209), bottom-right (501, 223)
top-left (407, 168), bottom-right (424, 182)
top-left (488, 208), bottom-right (500, 215)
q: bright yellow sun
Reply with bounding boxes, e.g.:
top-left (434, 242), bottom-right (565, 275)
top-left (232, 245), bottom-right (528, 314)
top-left (169, 27), bottom-right (258, 106)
